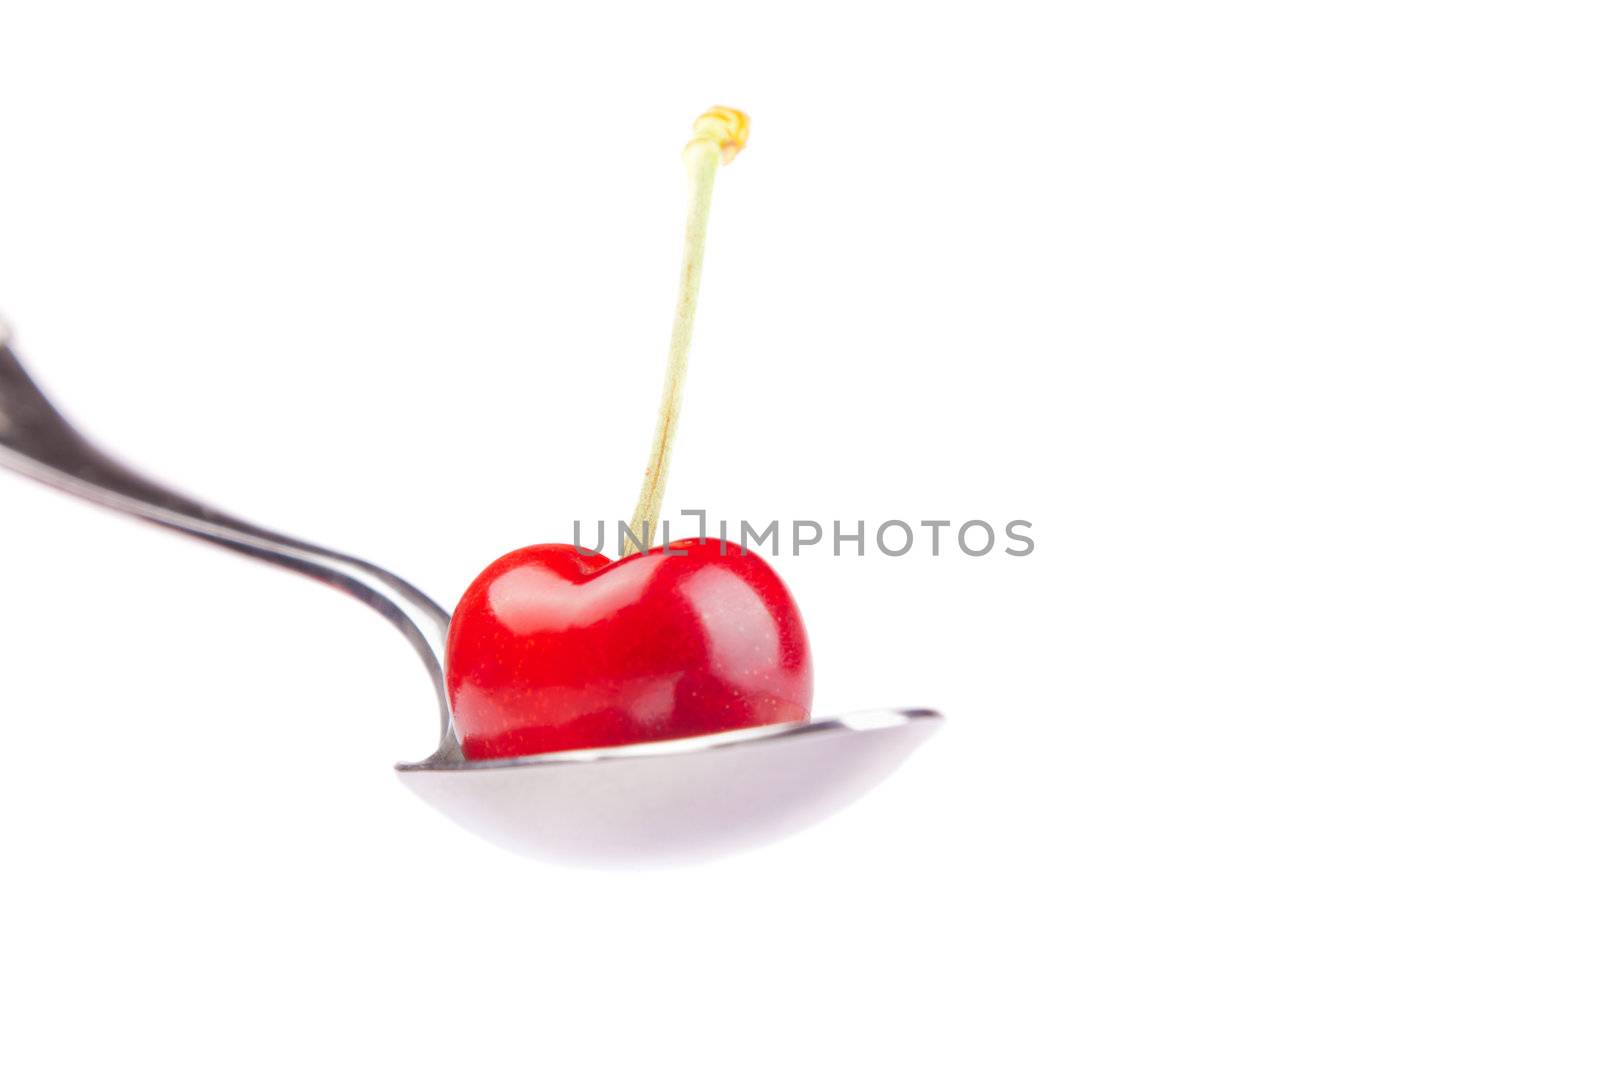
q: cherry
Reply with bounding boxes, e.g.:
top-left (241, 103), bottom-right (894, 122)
top-left (445, 540), bottom-right (812, 759)
top-left (444, 107), bottom-right (815, 759)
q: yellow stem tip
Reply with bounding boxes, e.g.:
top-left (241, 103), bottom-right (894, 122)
top-left (686, 106), bottom-right (750, 164)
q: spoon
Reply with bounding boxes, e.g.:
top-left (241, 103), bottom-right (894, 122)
top-left (0, 328), bottom-right (942, 865)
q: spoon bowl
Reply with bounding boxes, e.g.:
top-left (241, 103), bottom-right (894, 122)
top-left (398, 709), bottom-right (941, 865)
top-left (0, 329), bottom-right (942, 864)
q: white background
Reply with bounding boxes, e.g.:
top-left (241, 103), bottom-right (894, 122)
top-left (1, 2), bottom-right (1596, 1063)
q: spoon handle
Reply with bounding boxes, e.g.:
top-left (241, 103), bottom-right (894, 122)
top-left (0, 329), bottom-right (458, 756)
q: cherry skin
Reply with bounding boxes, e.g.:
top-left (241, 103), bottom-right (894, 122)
top-left (445, 539), bottom-right (813, 759)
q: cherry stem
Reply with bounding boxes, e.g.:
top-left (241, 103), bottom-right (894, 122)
top-left (622, 106), bottom-right (748, 557)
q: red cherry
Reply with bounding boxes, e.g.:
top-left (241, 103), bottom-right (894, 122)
top-left (444, 112), bottom-right (799, 760)
top-left (445, 539), bottom-right (813, 759)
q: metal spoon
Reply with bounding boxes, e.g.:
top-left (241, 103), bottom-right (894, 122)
top-left (0, 329), bottom-right (942, 865)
